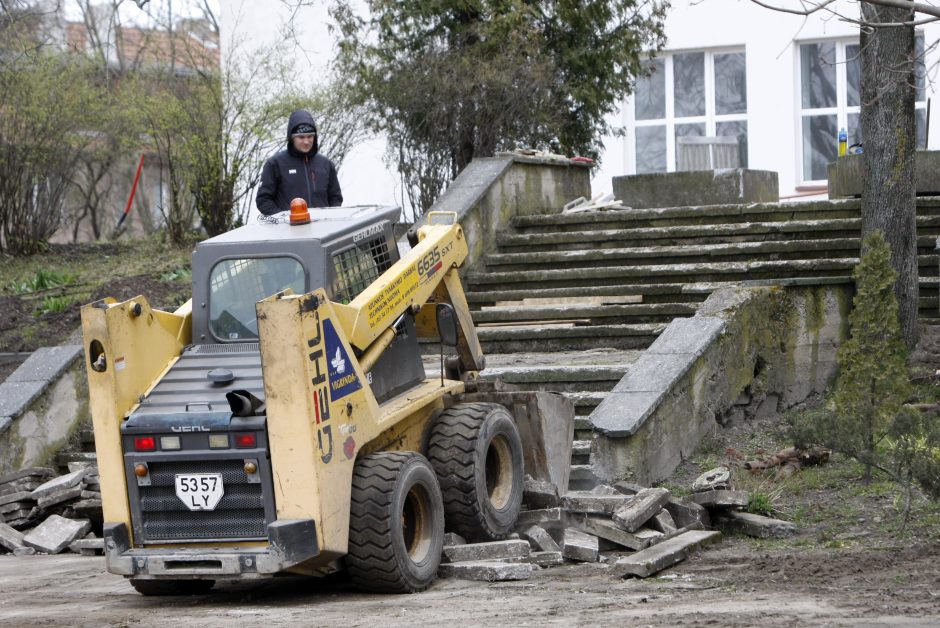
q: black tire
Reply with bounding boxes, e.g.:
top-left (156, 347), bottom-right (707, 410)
top-left (427, 402), bottom-right (524, 541)
top-left (346, 451), bottom-right (444, 593)
top-left (129, 579), bottom-right (215, 596)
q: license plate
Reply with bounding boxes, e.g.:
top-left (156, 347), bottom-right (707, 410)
top-left (175, 473), bottom-right (224, 511)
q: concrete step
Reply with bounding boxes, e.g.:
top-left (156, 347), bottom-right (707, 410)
top-left (571, 439), bottom-right (591, 465)
top-left (474, 323), bottom-right (664, 353)
top-left (472, 302), bottom-right (698, 325)
top-left (496, 215), bottom-right (940, 252)
top-left (569, 464), bottom-right (597, 491)
top-left (511, 197), bottom-right (940, 234)
top-left (512, 198), bottom-right (865, 233)
top-left (466, 282), bottom-right (717, 306)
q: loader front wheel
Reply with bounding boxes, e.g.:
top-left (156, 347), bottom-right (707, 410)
top-left (427, 403), bottom-right (524, 541)
top-left (346, 451), bottom-right (444, 593)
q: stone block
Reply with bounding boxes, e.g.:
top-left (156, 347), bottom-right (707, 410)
top-left (828, 151), bottom-right (940, 198)
top-left (523, 478), bottom-right (560, 509)
top-left (567, 512), bottom-right (662, 551)
top-left (714, 511), bottom-right (797, 539)
top-left (645, 317), bottom-right (725, 358)
top-left (31, 469), bottom-right (88, 501)
top-left (438, 560), bottom-right (538, 582)
top-left (69, 537), bottom-right (104, 555)
top-left (80, 490), bottom-right (102, 500)
top-left (22, 515), bottom-right (91, 554)
top-left (13, 546), bottom-right (36, 556)
top-left (612, 169), bottom-right (778, 209)
top-left (0, 491), bottom-right (33, 507)
top-left (515, 507), bottom-right (565, 530)
top-left (36, 486), bottom-right (83, 510)
top-left (442, 540), bottom-right (530, 563)
top-left (0, 521), bottom-right (26, 551)
top-left (687, 490), bottom-right (748, 509)
top-left (562, 527), bottom-right (599, 563)
top-left (612, 488), bottom-right (670, 533)
top-left (612, 481), bottom-right (645, 496)
top-left (561, 493), bottom-right (633, 515)
top-left (650, 509), bottom-right (677, 534)
top-left (519, 525), bottom-right (560, 552)
top-left (443, 532), bottom-right (466, 547)
top-left (612, 530), bottom-right (722, 578)
top-left (528, 551), bottom-right (564, 567)
top-left (6, 346), bottom-right (82, 384)
top-left (664, 499), bottom-right (711, 529)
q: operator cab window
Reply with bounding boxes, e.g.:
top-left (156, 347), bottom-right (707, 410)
top-left (209, 257), bottom-right (305, 341)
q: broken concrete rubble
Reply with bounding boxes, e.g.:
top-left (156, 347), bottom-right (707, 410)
top-left (22, 515), bottom-right (91, 554)
top-left (442, 540), bottom-right (530, 563)
top-left (561, 528), bottom-right (599, 563)
top-left (687, 489), bottom-right (749, 509)
top-left (612, 487), bottom-right (670, 533)
top-left (612, 530), bottom-right (723, 578)
top-left (518, 525), bottom-right (560, 552)
top-left (714, 511), bottom-right (798, 539)
top-left (438, 561), bottom-right (538, 582)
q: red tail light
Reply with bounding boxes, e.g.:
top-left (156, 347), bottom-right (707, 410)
top-left (234, 433), bottom-right (256, 448)
top-left (134, 436), bottom-right (156, 451)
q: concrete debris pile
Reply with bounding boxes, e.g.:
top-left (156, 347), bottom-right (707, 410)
top-left (690, 466), bottom-right (798, 540)
top-left (0, 465), bottom-right (104, 556)
top-left (438, 477), bottom-right (722, 582)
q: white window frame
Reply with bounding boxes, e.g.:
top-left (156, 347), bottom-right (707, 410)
top-left (628, 47), bottom-right (748, 174)
top-left (797, 36), bottom-right (928, 185)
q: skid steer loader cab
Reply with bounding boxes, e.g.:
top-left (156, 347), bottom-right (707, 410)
top-left (81, 205), bottom-right (574, 596)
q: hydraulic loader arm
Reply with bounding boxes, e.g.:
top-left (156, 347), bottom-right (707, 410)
top-left (329, 212), bottom-right (484, 372)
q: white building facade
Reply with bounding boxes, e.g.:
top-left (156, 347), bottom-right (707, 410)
top-left (221, 0), bottom-right (940, 208)
top-left (601, 0), bottom-right (940, 200)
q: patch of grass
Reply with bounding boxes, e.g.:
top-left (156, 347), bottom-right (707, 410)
top-left (160, 266), bottom-right (192, 282)
top-left (36, 295), bottom-right (76, 315)
top-left (8, 268), bottom-right (76, 294)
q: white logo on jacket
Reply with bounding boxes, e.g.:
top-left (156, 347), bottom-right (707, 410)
top-left (288, 169), bottom-right (296, 174)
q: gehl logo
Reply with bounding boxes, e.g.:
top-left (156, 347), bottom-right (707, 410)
top-left (170, 425), bottom-right (210, 433)
top-left (307, 309), bottom-right (333, 464)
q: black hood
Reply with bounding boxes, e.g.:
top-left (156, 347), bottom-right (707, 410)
top-left (286, 109), bottom-right (319, 157)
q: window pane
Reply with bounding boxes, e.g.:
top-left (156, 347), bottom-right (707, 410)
top-left (801, 42), bottom-right (837, 109)
top-left (209, 257), bottom-right (305, 341)
top-left (916, 108), bottom-right (927, 150)
top-left (715, 53), bottom-right (747, 115)
top-left (636, 125), bottom-right (666, 173)
top-left (675, 123), bottom-right (706, 171)
top-left (916, 34), bottom-right (926, 102)
top-left (802, 115), bottom-right (837, 181)
top-left (635, 58), bottom-right (665, 120)
top-left (846, 44), bottom-right (861, 107)
top-left (674, 52), bottom-right (705, 117)
top-left (717, 120), bottom-right (748, 168)
top-left (847, 112), bottom-right (862, 147)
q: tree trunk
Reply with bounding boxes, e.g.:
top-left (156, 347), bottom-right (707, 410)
top-left (860, 2), bottom-right (918, 347)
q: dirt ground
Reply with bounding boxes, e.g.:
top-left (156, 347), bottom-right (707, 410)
top-left (1, 538), bottom-right (938, 627)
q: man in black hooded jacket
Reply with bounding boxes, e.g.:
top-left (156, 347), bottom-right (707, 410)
top-left (255, 109), bottom-right (343, 214)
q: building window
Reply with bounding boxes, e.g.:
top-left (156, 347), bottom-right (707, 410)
top-left (631, 49), bottom-right (748, 174)
top-left (799, 36), bottom-right (927, 183)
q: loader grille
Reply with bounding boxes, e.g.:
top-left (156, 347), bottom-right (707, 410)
top-left (135, 458), bottom-right (270, 543)
top-left (331, 236), bottom-right (393, 303)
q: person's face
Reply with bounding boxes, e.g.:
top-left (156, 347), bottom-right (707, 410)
top-left (292, 133), bottom-right (315, 153)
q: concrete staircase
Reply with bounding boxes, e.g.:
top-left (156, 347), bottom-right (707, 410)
top-left (461, 197), bottom-right (940, 487)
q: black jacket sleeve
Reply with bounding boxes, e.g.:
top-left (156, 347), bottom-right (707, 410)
top-left (255, 158), bottom-right (281, 215)
top-left (327, 161), bottom-right (343, 207)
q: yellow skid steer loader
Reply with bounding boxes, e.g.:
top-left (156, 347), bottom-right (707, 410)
top-left (81, 205), bottom-right (573, 595)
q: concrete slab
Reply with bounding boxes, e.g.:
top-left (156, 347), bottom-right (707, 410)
top-left (443, 532), bottom-right (466, 547)
top-left (646, 317), bottom-right (725, 357)
top-left (0, 521), bottom-right (26, 551)
top-left (6, 346), bottom-right (82, 384)
top-left (12, 546), bottom-right (36, 556)
top-left (31, 469), bottom-right (88, 501)
top-left (589, 391), bottom-right (664, 437)
top-left (561, 493), bottom-right (632, 515)
top-left (612, 488), bottom-right (670, 533)
top-left (442, 540), bottom-right (530, 563)
top-left (567, 512), bottom-right (662, 551)
top-left (438, 560), bottom-right (538, 582)
top-left (714, 511), bottom-right (797, 539)
top-left (650, 509), bottom-right (678, 534)
top-left (562, 528), bottom-right (599, 563)
top-left (515, 508), bottom-right (565, 530)
top-left (687, 490), bottom-right (748, 509)
top-left (664, 499), bottom-right (712, 529)
top-left (22, 515), bottom-right (91, 554)
top-left (528, 551), bottom-right (564, 567)
top-left (612, 169), bottom-right (779, 209)
top-left (613, 530), bottom-right (722, 578)
top-left (0, 491), bottom-right (33, 507)
top-left (69, 537), bottom-right (104, 555)
top-left (523, 478), bottom-right (560, 509)
top-left (36, 486), bottom-right (83, 510)
top-left (519, 525), bottom-right (560, 552)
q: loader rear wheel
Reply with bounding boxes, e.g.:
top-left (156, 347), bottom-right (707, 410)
top-left (129, 579), bottom-right (215, 596)
top-left (346, 451), bottom-right (444, 593)
top-left (427, 403), bottom-right (524, 541)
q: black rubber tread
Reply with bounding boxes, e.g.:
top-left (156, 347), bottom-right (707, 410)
top-left (346, 451), bottom-right (444, 593)
top-left (426, 402), bottom-right (524, 541)
top-left (129, 579), bottom-right (215, 596)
